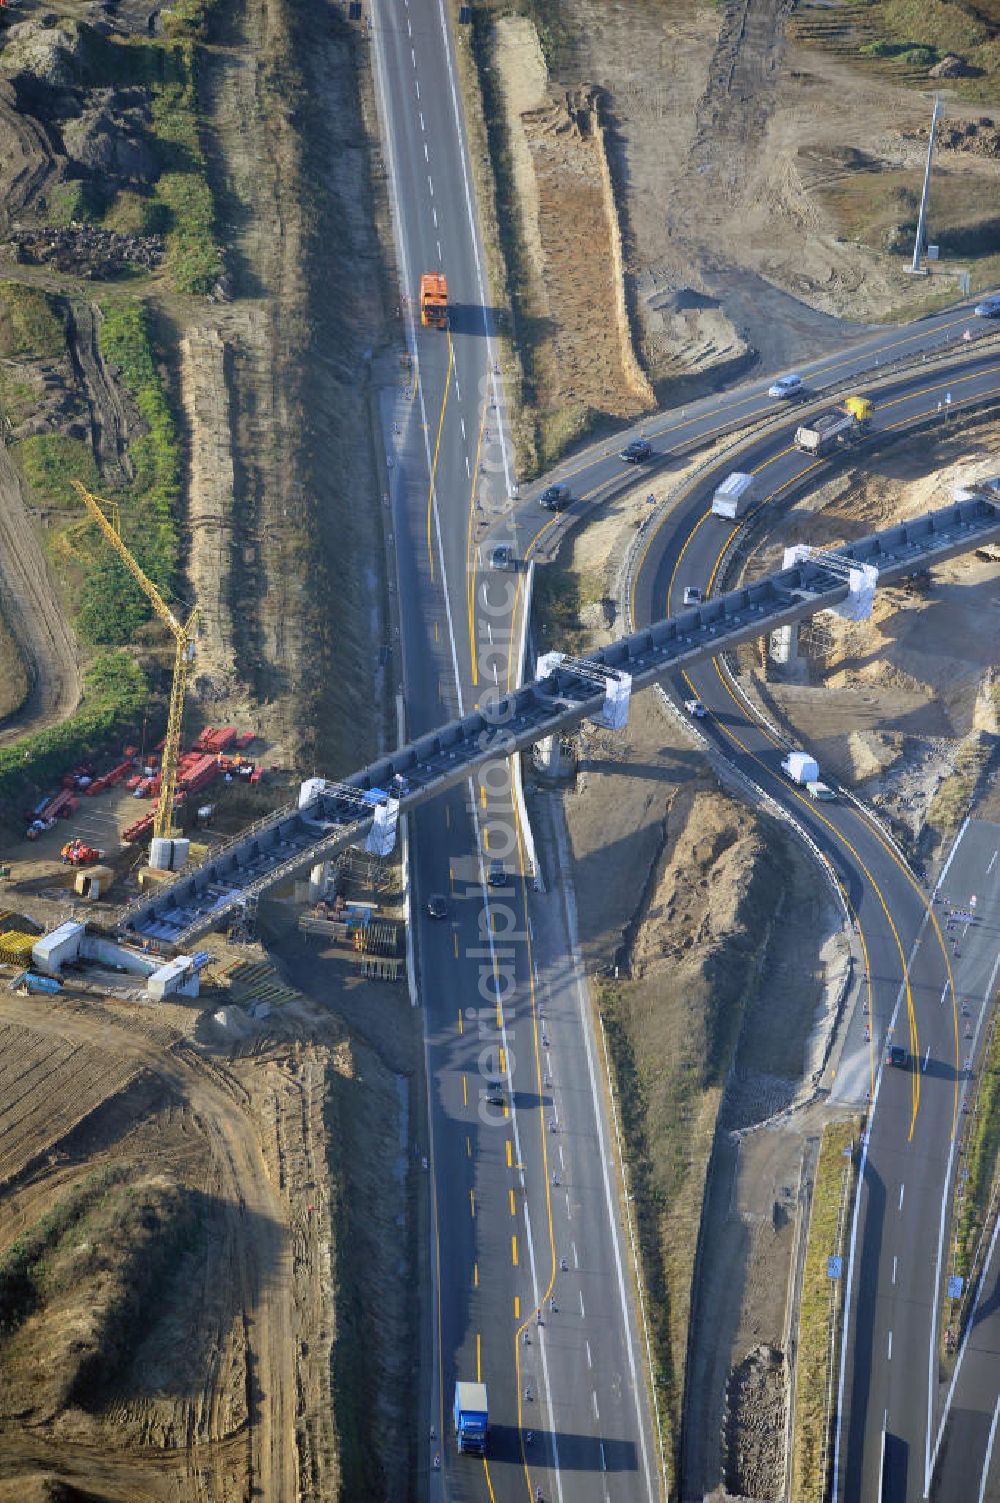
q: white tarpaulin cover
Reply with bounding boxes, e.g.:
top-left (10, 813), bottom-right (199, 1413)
top-left (592, 670), bottom-right (632, 731)
top-left (364, 796), bottom-right (400, 857)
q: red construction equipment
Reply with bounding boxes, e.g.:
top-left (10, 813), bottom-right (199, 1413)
top-left (60, 838), bottom-right (104, 866)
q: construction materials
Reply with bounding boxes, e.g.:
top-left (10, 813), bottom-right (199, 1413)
top-left (419, 272), bottom-right (449, 329)
top-left (454, 1381), bottom-right (488, 1455)
top-left (0, 930), bottom-right (39, 966)
top-left (73, 864), bottom-right (115, 899)
top-left (73, 480), bottom-right (198, 855)
top-left (794, 397), bottom-right (871, 454)
top-left (782, 751), bottom-right (820, 785)
top-left (712, 471), bottom-right (756, 520)
top-left (60, 838), bottom-right (104, 866)
top-left (10, 972), bottom-right (62, 995)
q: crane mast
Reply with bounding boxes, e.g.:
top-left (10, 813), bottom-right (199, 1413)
top-left (72, 480), bottom-right (197, 843)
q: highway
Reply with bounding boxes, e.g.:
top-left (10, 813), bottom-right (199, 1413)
top-left (371, 2), bottom-right (660, 1499)
top-left (466, 335), bottom-right (1000, 1497)
top-left (366, 0), bottom-right (1000, 1497)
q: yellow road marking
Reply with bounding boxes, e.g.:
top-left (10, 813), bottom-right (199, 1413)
top-left (511, 1234), bottom-right (518, 1267)
top-left (434, 620), bottom-right (439, 642)
top-left (425, 329), bottom-right (454, 582)
top-left (509, 1188), bottom-right (516, 1216)
top-left (466, 391), bottom-right (489, 685)
top-left (453, 931), bottom-right (459, 959)
top-left (470, 1188), bottom-right (476, 1218)
top-left (499, 1046), bottom-right (506, 1074)
top-left (506, 1139), bottom-right (513, 1169)
top-left (476, 1331), bottom-right (482, 1381)
top-left (458, 1008), bottom-right (463, 1034)
top-left (462, 1074), bottom-right (468, 1106)
top-left (514, 1295), bottom-right (520, 1318)
top-left (466, 1136), bottom-right (472, 1158)
top-left (480, 784), bottom-right (487, 809)
top-left (474, 1261), bottom-right (479, 1288)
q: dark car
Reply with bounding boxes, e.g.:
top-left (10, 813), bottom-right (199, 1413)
top-left (973, 295), bottom-right (1000, 318)
top-left (485, 1089), bottom-right (506, 1108)
top-left (885, 1042), bottom-right (907, 1069)
top-left (491, 543), bottom-right (515, 570)
top-left (426, 893), bottom-right (448, 920)
top-left (619, 438), bottom-right (652, 463)
top-left (487, 858), bottom-right (509, 888)
top-left (540, 483), bottom-right (571, 511)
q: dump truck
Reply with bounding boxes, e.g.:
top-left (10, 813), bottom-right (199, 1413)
top-left (454, 1381), bottom-right (488, 1455)
top-left (782, 751), bottom-right (820, 785)
top-left (711, 471), bottom-right (756, 520)
top-left (420, 272), bottom-right (449, 329)
top-left (794, 396), bottom-right (871, 454)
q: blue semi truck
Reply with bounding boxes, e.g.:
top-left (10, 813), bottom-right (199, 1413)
top-left (454, 1381), bottom-right (488, 1455)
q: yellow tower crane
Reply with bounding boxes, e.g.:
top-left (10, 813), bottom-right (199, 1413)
top-left (73, 479), bottom-right (198, 844)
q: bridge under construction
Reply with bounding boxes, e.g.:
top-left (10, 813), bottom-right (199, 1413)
top-left (118, 494), bottom-right (1000, 952)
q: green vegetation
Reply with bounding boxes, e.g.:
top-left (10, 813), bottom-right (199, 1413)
top-left (791, 1118), bottom-right (861, 1503)
top-left (0, 1167), bottom-right (126, 1334)
top-left (596, 819), bottom-right (784, 1479)
top-left (954, 1016), bottom-right (1000, 1281)
top-left (145, 55), bottom-right (224, 294)
top-left (0, 652), bottom-right (148, 805)
top-left (924, 730), bottom-right (995, 851)
top-left (0, 613), bottom-right (29, 725)
top-left (17, 434), bottom-right (100, 509)
top-left (0, 282), bottom-right (66, 361)
top-left (533, 561), bottom-right (605, 655)
top-left (161, 0), bottom-right (221, 42)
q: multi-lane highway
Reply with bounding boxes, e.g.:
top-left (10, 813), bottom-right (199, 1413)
top-left (367, 1), bottom-right (1000, 1498)
top-left (371, 2), bottom-right (660, 1500)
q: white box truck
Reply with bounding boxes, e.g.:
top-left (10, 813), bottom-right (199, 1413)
top-left (781, 751), bottom-right (819, 785)
top-left (712, 471), bottom-right (756, 520)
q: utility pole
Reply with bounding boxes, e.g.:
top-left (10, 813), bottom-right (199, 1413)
top-left (909, 95), bottom-right (943, 274)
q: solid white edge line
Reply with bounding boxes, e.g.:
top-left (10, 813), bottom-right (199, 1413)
top-left (927, 943), bottom-right (1000, 1490)
top-left (978, 1397), bottom-right (1000, 1503)
top-left (835, 818), bottom-right (972, 1501)
top-left (434, 0), bottom-right (514, 497)
top-left (557, 839), bottom-right (659, 1499)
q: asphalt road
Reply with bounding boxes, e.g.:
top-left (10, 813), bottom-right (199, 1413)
top-left (552, 361), bottom-right (1000, 1498)
top-left (484, 345), bottom-right (1000, 1499)
top-left (368, 1), bottom-right (1000, 1496)
top-left (371, 3), bottom-right (660, 1500)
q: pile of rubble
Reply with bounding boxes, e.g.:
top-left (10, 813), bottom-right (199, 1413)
top-left (6, 222), bottom-right (164, 277)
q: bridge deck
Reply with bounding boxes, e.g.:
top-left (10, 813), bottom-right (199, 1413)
top-left (118, 497), bottom-right (1000, 951)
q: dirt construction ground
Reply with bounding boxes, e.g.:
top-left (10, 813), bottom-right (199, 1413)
top-left (0, 937), bottom-right (419, 1503)
top-left (484, 0), bottom-right (1000, 426)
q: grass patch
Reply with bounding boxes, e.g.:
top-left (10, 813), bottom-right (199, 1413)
top-left (533, 561), bottom-right (605, 655)
top-left (0, 282), bottom-right (65, 361)
top-left (595, 808), bottom-right (784, 1478)
top-left (17, 433), bottom-right (101, 509)
top-left (161, 0), bottom-right (222, 42)
top-left (0, 612), bottom-right (29, 724)
top-left (924, 730), bottom-right (995, 851)
top-left (145, 53), bottom-right (224, 294)
top-left (791, 1117), bottom-right (862, 1503)
top-left (954, 1013), bottom-right (1000, 1282)
top-left (0, 651), bottom-right (148, 806)
top-left (0, 1166), bottom-right (127, 1335)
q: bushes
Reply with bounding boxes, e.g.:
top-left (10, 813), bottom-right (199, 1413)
top-left (0, 282), bottom-right (66, 361)
top-left (0, 652), bottom-right (148, 805)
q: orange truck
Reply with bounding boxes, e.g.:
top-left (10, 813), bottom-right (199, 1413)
top-left (420, 272), bottom-right (448, 329)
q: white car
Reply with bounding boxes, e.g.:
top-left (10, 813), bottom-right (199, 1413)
top-left (684, 698), bottom-right (706, 718)
top-left (768, 373), bottom-right (803, 399)
top-left (683, 586), bottom-right (702, 606)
